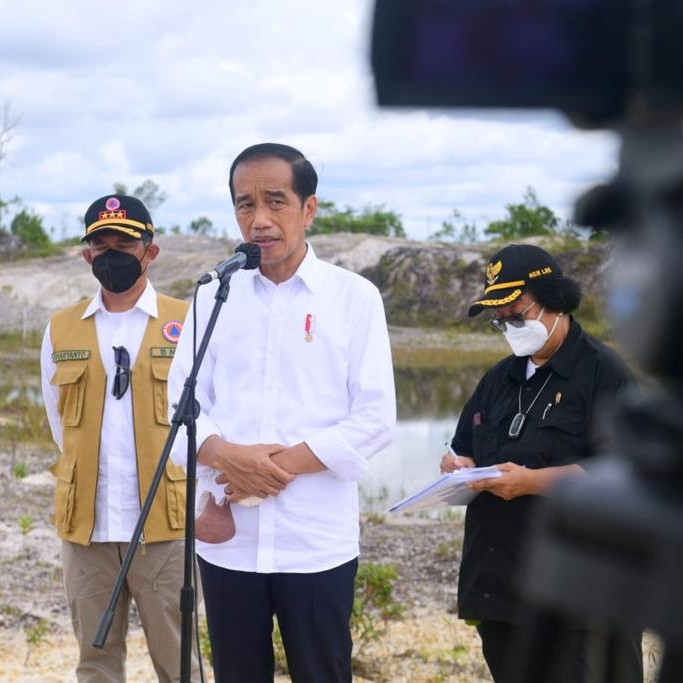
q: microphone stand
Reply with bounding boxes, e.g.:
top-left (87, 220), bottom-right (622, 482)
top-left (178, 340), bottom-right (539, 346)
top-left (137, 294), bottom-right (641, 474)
top-left (93, 272), bottom-right (234, 683)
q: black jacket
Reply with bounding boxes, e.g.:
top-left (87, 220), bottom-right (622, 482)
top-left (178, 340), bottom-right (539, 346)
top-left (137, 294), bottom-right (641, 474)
top-left (452, 318), bottom-right (632, 623)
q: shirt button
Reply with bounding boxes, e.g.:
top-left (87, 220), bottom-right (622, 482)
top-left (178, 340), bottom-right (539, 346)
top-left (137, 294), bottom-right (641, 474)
top-left (525, 386), bottom-right (532, 392)
top-left (487, 547), bottom-right (494, 553)
top-left (483, 592), bottom-right (490, 599)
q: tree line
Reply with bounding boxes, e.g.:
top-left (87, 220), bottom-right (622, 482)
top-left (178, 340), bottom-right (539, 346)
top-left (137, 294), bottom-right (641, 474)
top-left (1, 180), bottom-right (604, 259)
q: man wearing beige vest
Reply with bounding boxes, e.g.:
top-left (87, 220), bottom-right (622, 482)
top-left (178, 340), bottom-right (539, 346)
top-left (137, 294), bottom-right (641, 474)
top-left (40, 194), bottom-right (199, 682)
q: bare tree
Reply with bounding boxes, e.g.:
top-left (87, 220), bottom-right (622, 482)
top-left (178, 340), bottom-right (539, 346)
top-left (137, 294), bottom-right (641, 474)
top-left (0, 100), bottom-right (21, 229)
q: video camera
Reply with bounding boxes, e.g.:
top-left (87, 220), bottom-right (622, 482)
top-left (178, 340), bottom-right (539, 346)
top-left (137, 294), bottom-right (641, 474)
top-left (372, 2), bottom-right (683, 681)
top-left (372, 0), bottom-right (683, 129)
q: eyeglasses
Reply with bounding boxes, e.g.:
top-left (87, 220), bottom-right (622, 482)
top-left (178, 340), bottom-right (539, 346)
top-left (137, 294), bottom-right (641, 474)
top-left (112, 345), bottom-right (130, 399)
top-left (488, 301), bottom-right (535, 333)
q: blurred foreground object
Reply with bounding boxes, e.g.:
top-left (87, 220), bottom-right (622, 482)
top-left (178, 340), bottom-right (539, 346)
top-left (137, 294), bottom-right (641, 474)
top-left (372, 2), bottom-right (683, 680)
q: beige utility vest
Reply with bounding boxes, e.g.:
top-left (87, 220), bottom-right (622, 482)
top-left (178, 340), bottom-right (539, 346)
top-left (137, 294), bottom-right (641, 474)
top-left (49, 293), bottom-right (189, 545)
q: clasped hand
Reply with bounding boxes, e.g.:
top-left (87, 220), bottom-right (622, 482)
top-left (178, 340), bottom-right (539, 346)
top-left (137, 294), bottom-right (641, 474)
top-left (200, 436), bottom-right (295, 502)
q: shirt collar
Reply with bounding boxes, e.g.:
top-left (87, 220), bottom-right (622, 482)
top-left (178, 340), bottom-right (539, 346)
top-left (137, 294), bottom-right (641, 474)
top-left (81, 280), bottom-right (158, 319)
top-left (545, 316), bottom-right (582, 379)
top-left (253, 242), bottom-right (322, 294)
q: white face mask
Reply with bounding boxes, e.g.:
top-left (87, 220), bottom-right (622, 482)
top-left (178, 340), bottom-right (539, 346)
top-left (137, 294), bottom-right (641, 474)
top-left (503, 306), bottom-right (560, 356)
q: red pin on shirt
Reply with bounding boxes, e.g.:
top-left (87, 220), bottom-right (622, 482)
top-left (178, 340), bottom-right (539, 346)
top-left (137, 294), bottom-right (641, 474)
top-left (304, 313), bottom-right (314, 343)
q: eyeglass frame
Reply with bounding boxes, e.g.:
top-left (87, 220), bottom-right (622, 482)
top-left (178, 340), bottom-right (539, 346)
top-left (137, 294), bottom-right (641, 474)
top-left (112, 345), bottom-right (130, 400)
top-left (488, 300), bottom-right (536, 333)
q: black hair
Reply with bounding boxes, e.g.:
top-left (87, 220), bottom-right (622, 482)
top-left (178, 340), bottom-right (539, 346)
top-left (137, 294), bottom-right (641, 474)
top-left (228, 143), bottom-right (318, 205)
top-left (526, 275), bottom-right (582, 314)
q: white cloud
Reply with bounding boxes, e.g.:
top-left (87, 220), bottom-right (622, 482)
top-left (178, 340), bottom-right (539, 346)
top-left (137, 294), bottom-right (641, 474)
top-left (0, 0), bottom-right (619, 241)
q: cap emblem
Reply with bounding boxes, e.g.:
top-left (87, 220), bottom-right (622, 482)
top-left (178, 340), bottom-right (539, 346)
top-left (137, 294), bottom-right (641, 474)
top-left (486, 260), bottom-right (502, 285)
top-left (99, 210), bottom-right (127, 220)
top-left (162, 321), bottom-right (183, 343)
top-left (105, 197), bottom-right (121, 211)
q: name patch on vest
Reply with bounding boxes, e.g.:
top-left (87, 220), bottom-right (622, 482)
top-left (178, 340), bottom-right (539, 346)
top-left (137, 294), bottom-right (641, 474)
top-left (52, 350), bottom-right (91, 362)
top-left (150, 347), bottom-right (176, 358)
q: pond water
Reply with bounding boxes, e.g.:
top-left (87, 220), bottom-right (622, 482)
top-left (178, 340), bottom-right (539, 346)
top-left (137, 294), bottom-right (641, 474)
top-left (360, 366), bottom-right (485, 512)
top-left (1, 360), bottom-right (487, 512)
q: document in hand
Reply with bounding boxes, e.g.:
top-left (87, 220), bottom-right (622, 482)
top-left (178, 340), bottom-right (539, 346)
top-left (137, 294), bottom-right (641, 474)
top-left (387, 467), bottom-right (503, 513)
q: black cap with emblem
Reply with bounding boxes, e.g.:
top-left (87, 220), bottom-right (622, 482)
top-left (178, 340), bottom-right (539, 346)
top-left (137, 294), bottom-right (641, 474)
top-left (468, 243), bottom-right (563, 317)
top-left (82, 194), bottom-right (155, 242)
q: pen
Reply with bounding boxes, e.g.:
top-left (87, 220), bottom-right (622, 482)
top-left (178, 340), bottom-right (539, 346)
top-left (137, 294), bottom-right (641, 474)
top-left (542, 402), bottom-right (552, 420)
top-left (444, 441), bottom-right (457, 457)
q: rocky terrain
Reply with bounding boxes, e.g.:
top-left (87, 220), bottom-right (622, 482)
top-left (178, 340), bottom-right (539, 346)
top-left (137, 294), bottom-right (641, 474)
top-left (0, 232), bottom-right (612, 334)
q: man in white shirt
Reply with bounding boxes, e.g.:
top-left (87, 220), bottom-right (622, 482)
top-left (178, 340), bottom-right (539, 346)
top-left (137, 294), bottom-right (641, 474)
top-left (40, 194), bottom-right (198, 682)
top-left (168, 143), bottom-right (396, 682)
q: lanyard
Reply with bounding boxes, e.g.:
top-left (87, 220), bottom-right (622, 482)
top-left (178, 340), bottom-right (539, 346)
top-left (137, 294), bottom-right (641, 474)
top-left (508, 371), bottom-right (553, 439)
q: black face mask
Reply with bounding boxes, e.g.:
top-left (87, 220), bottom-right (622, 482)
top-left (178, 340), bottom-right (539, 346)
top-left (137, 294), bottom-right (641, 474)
top-left (91, 248), bottom-right (146, 293)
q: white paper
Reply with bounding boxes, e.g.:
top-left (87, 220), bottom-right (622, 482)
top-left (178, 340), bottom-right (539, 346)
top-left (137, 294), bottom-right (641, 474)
top-left (387, 466), bottom-right (503, 513)
top-left (195, 469), bottom-right (264, 516)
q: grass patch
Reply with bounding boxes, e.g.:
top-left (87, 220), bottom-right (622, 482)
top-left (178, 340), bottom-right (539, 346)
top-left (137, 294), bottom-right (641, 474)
top-left (19, 515), bottom-right (33, 536)
top-left (352, 562), bottom-right (404, 662)
top-left (0, 329), bottom-right (43, 352)
top-left (0, 384), bottom-right (52, 446)
top-left (165, 278), bottom-right (197, 300)
top-left (436, 538), bottom-right (462, 559)
top-left (12, 462), bottom-right (28, 479)
top-left (0, 242), bottom-right (65, 263)
top-left (392, 346), bottom-right (504, 370)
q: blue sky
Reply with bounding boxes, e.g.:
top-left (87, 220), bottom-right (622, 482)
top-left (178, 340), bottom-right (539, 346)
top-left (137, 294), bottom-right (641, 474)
top-left (0, 0), bottom-right (619, 241)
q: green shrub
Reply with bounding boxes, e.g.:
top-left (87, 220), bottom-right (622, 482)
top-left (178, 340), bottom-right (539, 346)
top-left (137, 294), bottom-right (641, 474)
top-left (24, 618), bottom-right (50, 664)
top-left (352, 562), bottom-right (403, 656)
top-left (12, 462), bottom-right (28, 479)
top-left (19, 515), bottom-right (33, 536)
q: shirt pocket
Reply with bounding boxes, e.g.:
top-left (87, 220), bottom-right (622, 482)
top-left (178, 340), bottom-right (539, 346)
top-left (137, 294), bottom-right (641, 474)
top-left (49, 455), bottom-right (76, 534)
top-left (471, 421), bottom-right (501, 466)
top-left (51, 362), bottom-right (88, 427)
top-left (164, 460), bottom-right (187, 529)
top-left (150, 357), bottom-right (172, 426)
top-left (534, 412), bottom-right (587, 467)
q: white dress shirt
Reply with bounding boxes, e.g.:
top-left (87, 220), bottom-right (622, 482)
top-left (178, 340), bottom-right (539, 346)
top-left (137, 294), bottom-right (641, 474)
top-left (41, 281), bottom-right (159, 542)
top-left (168, 245), bottom-right (396, 573)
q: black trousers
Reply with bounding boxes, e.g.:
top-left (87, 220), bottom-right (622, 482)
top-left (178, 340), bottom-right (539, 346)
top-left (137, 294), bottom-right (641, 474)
top-left (476, 619), bottom-right (643, 683)
top-left (198, 556), bottom-right (358, 683)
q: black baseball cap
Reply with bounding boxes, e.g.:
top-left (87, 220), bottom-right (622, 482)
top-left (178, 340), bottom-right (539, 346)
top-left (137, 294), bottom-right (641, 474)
top-left (82, 194), bottom-right (155, 242)
top-left (468, 244), bottom-right (563, 317)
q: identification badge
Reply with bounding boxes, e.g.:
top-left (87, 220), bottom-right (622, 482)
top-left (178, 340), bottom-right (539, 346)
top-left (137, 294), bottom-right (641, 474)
top-left (150, 347), bottom-right (176, 358)
top-left (52, 350), bottom-right (91, 362)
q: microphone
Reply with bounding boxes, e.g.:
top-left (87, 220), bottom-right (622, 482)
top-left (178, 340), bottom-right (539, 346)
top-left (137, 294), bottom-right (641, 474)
top-left (197, 243), bottom-right (261, 285)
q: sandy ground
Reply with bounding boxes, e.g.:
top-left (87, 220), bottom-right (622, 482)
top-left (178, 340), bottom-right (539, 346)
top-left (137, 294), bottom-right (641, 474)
top-left (0, 613), bottom-right (493, 683)
top-left (0, 445), bottom-right (663, 682)
top-left (1, 440), bottom-right (498, 682)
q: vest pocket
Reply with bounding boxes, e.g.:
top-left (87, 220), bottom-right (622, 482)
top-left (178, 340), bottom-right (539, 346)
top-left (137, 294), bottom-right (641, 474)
top-left (151, 358), bottom-right (171, 426)
top-left (165, 460), bottom-right (187, 529)
top-left (49, 456), bottom-right (76, 534)
top-left (51, 363), bottom-right (88, 427)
